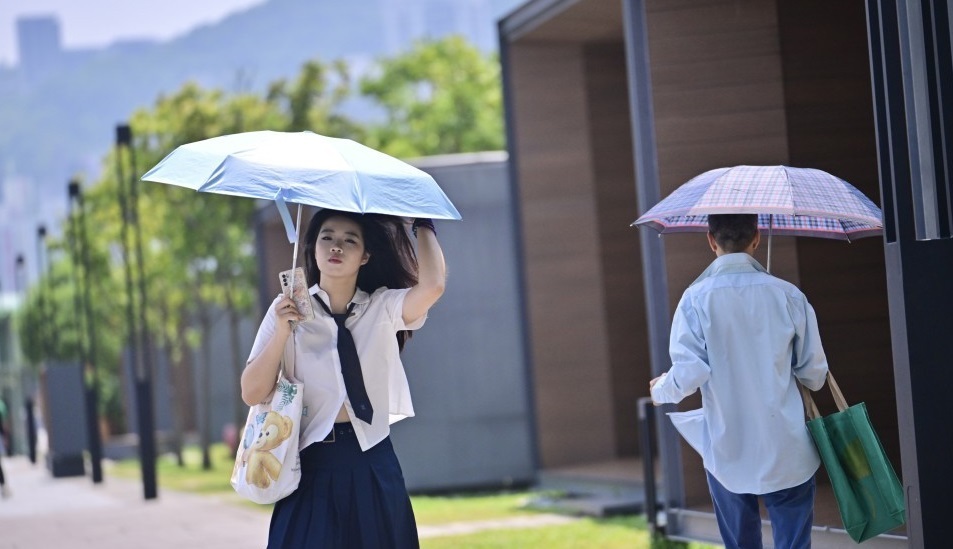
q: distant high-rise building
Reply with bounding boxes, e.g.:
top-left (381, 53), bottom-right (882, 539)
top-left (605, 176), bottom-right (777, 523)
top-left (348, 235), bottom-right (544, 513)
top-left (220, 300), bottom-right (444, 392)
top-left (17, 16), bottom-right (63, 80)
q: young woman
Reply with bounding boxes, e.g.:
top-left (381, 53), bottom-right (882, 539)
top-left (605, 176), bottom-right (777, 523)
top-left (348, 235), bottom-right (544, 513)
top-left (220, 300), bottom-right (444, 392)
top-left (242, 209), bottom-right (446, 548)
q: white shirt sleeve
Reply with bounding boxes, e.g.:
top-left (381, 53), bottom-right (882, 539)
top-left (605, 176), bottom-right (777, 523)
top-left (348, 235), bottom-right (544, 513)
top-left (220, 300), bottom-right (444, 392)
top-left (789, 293), bottom-right (829, 391)
top-left (652, 294), bottom-right (711, 404)
top-left (246, 295), bottom-right (281, 364)
top-left (376, 287), bottom-right (427, 331)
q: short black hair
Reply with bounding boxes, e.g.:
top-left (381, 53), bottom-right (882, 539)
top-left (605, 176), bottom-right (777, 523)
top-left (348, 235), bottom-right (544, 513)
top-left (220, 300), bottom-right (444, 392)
top-left (708, 214), bottom-right (758, 253)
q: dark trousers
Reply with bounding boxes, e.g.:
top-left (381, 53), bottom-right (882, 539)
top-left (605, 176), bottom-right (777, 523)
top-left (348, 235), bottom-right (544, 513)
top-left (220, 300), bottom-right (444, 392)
top-left (706, 470), bottom-right (815, 549)
top-left (268, 424), bottom-right (418, 549)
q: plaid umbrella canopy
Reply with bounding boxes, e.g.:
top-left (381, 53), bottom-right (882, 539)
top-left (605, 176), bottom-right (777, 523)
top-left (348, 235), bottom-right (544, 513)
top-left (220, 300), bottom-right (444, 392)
top-left (632, 165), bottom-right (884, 271)
top-left (632, 165), bottom-right (883, 240)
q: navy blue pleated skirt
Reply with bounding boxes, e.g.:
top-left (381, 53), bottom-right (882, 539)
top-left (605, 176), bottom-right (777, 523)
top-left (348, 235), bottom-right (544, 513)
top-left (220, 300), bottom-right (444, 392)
top-left (267, 423), bottom-right (419, 549)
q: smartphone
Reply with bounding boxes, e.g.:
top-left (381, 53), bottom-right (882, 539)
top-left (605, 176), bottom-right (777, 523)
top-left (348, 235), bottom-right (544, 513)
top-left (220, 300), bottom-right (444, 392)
top-left (279, 267), bottom-right (316, 322)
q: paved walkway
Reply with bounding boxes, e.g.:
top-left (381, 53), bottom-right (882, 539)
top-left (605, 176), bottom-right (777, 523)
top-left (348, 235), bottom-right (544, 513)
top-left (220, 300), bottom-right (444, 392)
top-left (0, 456), bottom-right (577, 548)
top-left (0, 456), bottom-right (271, 549)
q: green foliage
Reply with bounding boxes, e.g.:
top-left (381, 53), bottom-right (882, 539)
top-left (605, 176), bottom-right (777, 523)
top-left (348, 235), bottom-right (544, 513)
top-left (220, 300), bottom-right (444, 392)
top-left (361, 35), bottom-right (505, 157)
top-left (268, 59), bottom-right (363, 138)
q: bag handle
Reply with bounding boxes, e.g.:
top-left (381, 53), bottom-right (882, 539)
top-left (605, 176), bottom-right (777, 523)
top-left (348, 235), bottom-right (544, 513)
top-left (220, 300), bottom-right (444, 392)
top-left (800, 371), bottom-right (849, 420)
top-left (279, 331), bottom-right (297, 381)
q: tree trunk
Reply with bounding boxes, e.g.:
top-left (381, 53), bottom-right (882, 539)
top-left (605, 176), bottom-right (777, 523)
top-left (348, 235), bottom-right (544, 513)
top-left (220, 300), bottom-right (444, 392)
top-left (163, 306), bottom-right (185, 467)
top-left (199, 302), bottom-right (212, 471)
top-left (225, 289), bottom-right (246, 455)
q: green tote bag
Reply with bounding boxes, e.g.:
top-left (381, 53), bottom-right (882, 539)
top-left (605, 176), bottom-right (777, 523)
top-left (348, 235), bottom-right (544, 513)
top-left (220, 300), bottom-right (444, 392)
top-left (801, 373), bottom-right (905, 542)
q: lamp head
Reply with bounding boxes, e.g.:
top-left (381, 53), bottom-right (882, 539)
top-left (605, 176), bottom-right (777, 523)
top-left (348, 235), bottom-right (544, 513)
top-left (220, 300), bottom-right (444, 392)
top-left (116, 124), bottom-right (132, 146)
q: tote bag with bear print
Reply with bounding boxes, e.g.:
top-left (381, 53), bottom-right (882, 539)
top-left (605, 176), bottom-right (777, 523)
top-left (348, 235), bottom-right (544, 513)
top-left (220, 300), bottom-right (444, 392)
top-left (231, 337), bottom-right (303, 504)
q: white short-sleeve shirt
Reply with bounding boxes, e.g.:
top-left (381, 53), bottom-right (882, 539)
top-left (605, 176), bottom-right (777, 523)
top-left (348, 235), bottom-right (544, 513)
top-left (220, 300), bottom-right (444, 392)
top-left (247, 284), bottom-right (425, 452)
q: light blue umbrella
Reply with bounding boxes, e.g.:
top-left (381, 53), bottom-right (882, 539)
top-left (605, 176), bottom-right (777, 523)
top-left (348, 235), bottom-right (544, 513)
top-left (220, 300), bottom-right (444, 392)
top-left (142, 130), bottom-right (461, 288)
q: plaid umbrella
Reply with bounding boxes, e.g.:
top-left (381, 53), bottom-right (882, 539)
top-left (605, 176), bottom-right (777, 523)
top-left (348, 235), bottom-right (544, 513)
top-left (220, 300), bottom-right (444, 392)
top-left (632, 165), bottom-right (883, 271)
top-left (633, 165), bottom-right (883, 240)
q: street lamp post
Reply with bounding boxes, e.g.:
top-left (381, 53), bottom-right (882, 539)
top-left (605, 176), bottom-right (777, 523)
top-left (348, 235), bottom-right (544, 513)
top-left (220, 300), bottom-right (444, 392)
top-left (69, 180), bottom-right (104, 484)
top-left (35, 226), bottom-right (48, 354)
top-left (115, 123), bottom-right (157, 500)
top-left (14, 254), bottom-right (36, 464)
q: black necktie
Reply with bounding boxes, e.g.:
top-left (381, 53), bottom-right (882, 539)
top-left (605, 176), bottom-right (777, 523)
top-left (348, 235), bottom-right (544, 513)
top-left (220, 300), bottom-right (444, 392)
top-left (316, 298), bottom-right (374, 424)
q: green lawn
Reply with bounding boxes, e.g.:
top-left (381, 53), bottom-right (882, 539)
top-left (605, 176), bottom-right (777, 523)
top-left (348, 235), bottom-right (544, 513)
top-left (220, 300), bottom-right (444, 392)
top-left (108, 443), bottom-right (717, 548)
top-left (412, 491), bottom-right (537, 524)
top-left (421, 515), bottom-right (647, 549)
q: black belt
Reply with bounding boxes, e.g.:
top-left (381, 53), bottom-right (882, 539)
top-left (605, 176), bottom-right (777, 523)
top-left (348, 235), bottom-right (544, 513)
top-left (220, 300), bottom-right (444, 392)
top-left (322, 422), bottom-right (356, 443)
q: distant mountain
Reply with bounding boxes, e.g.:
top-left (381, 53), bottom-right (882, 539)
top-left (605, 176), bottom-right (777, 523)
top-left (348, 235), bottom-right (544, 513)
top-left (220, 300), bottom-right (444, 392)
top-left (0, 0), bottom-right (519, 234)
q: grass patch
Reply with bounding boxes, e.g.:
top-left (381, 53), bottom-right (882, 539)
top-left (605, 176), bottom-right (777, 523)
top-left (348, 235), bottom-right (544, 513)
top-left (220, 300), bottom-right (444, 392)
top-left (421, 515), bottom-right (646, 548)
top-left (411, 491), bottom-right (537, 525)
top-left (107, 442), bottom-right (262, 509)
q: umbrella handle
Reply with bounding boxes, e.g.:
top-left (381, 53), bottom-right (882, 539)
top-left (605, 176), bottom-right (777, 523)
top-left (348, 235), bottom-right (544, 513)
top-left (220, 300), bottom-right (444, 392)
top-left (767, 214), bottom-right (773, 273)
top-left (290, 204), bottom-right (302, 291)
top-left (274, 196), bottom-right (299, 244)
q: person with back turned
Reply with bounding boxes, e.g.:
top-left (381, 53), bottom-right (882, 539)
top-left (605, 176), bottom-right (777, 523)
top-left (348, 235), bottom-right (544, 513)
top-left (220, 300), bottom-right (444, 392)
top-left (650, 213), bottom-right (829, 549)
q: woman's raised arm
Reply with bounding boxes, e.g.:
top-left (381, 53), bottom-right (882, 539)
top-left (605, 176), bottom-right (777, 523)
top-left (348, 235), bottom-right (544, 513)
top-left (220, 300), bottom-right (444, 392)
top-left (402, 220), bottom-right (446, 325)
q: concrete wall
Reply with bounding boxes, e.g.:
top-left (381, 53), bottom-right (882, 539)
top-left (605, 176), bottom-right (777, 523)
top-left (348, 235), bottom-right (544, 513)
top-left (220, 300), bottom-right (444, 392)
top-left (392, 153), bottom-right (536, 491)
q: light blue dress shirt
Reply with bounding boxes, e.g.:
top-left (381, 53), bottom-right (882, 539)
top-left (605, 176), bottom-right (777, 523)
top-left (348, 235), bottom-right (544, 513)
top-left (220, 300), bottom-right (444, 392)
top-left (650, 253), bottom-right (829, 494)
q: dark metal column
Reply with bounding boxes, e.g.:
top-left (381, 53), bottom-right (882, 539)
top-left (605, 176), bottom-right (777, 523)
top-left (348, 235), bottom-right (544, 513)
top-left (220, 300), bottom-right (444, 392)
top-left (621, 0), bottom-right (684, 531)
top-left (498, 24), bottom-right (542, 473)
top-left (866, 1), bottom-right (953, 546)
top-left (15, 254), bottom-right (37, 465)
top-left (115, 124), bottom-right (158, 500)
top-left (68, 180), bottom-right (104, 484)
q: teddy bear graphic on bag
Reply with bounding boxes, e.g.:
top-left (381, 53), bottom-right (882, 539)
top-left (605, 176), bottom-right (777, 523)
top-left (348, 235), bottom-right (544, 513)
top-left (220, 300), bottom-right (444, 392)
top-left (240, 411), bottom-right (294, 489)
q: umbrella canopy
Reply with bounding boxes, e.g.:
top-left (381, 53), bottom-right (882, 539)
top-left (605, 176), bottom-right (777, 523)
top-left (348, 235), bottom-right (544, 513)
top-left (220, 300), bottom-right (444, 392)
top-left (141, 130), bottom-right (462, 220)
top-left (142, 130), bottom-right (462, 293)
top-left (632, 165), bottom-right (882, 241)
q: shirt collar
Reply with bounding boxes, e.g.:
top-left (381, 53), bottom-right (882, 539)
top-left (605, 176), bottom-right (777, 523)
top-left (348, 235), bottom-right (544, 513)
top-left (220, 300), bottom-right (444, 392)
top-left (689, 253), bottom-right (767, 287)
top-left (309, 284), bottom-right (371, 310)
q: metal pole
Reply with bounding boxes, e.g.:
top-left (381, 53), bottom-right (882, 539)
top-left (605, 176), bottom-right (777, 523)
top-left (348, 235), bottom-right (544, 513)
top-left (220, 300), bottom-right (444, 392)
top-left (35, 226), bottom-right (48, 356)
top-left (15, 254), bottom-right (36, 464)
top-left (70, 180), bottom-right (104, 484)
top-left (638, 397), bottom-right (659, 534)
top-left (622, 0), bottom-right (685, 528)
top-left (67, 184), bottom-right (90, 468)
top-left (116, 124), bottom-right (157, 500)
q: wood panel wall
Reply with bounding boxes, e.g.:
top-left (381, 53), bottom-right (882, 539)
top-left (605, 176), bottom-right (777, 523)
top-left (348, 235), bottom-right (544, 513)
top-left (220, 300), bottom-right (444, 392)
top-left (584, 43), bottom-right (650, 457)
top-left (645, 0), bottom-right (795, 505)
top-left (509, 42), bottom-right (618, 467)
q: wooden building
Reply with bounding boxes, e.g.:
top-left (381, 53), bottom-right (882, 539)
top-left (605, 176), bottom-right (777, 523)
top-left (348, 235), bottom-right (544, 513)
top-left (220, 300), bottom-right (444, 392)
top-left (500, 0), bottom-right (950, 545)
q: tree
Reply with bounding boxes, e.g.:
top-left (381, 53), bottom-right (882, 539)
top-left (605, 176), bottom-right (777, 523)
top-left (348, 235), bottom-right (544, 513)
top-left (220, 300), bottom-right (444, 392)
top-left (127, 82), bottom-right (285, 468)
top-left (360, 35), bottom-right (505, 157)
top-left (268, 59), bottom-right (364, 140)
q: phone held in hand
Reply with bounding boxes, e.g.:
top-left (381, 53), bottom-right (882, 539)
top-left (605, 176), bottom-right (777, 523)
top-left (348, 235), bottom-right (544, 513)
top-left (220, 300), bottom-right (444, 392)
top-left (279, 267), bottom-right (316, 323)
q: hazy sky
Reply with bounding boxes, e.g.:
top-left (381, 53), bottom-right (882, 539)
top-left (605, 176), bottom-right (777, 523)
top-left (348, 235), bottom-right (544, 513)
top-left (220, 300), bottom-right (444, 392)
top-left (0, 0), bottom-right (264, 66)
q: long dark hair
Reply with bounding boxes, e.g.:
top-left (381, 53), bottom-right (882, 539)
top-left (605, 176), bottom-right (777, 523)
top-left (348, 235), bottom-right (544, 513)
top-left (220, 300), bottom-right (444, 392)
top-left (303, 209), bottom-right (418, 350)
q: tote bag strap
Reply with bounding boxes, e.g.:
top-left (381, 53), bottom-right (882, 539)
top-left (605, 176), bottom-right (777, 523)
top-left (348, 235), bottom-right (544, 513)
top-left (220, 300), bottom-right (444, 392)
top-left (279, 331), bottom-right (297, 382)
top-left (800, 371), bottom-right (849, 420)
top-left (800, 381), bottom-right (822, 420)
top-left (826, 372), bottom-right (849, 411)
